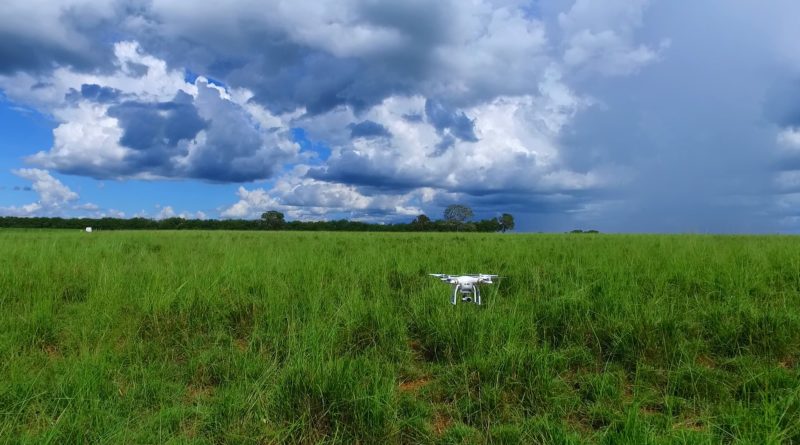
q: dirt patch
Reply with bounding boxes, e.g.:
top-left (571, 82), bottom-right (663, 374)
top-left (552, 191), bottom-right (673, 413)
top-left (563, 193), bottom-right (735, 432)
top-left (672, 418), bottom-right (705, 432)
top-left (639, 405), bottom-right (662, 416)
top-left (43, 344), bottom-right (61, 359)
top-left (696, 355), bottom-right (716, 368)
top-left (181, 417), bottom-right (200, 439)
top-left (185, 385), bottom-right (215, 402)
top-left (778, 356), bottom-right (796, 370)
top-left (114, 336), bottom-right (128, 353)
top-left (565, 415), bottom-right (595, 434)
top-left (116, 382), bottom-right (127, 398)
top-left (622, 382), bottom-right (634, 403)
top-left (234, 338), bottom-right (248, 352)
top-left (398, 376), bottom-right (430, 393)
top-left (433, 411), bottom-right (452, 436)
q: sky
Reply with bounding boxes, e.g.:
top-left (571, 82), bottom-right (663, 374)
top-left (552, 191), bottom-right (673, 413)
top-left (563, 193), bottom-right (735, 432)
top-left (1, 0), bottom-right (800, 232)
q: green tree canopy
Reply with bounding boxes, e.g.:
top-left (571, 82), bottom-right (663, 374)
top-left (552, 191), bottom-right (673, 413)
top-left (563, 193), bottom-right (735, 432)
top-left (499, 213), bottom-right (515, 232)
top-left (260, 210), bottom-right (286, 229)
top-left (412, 214), bottom-right (431, 224)
top-left (443, 204), bottom-right (474, 224)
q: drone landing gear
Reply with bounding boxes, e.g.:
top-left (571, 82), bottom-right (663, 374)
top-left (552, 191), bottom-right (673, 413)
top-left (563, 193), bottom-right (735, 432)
top-left (451, 285), bottom-right (481, 305)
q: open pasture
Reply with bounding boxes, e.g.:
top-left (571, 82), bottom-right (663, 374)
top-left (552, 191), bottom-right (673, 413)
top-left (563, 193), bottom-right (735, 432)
top-left (1, 231), bottom-right (799, 444)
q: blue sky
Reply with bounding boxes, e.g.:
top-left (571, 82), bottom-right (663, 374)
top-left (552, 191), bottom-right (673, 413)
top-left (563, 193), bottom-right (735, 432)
top-left (1, 0), bottom-right (799, 232)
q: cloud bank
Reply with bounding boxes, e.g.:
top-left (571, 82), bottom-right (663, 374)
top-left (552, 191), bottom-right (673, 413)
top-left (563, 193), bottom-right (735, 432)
top-left (1, 0), bottom-right (799, 231)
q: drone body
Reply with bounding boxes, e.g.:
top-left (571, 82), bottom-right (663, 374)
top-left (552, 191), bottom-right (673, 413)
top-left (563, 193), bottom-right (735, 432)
top-left (429, 274), bottom-right (498, 305)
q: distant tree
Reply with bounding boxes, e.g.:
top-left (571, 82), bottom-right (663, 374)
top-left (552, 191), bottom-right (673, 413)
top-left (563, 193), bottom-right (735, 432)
top-left (260, 211), bottom-right (286, 229)
top-left (499, 213), bottom-right (515, 232)
top-left (443, 204), bottom-right (474, 224)
top-left (412, 214), bottom-right (431, 225)
top-left (160, 217), bottom-right (186, 230)
top-left (411, 214), bottom-right (431, 231)
top-left (476, 217), bottom-right (502, 232)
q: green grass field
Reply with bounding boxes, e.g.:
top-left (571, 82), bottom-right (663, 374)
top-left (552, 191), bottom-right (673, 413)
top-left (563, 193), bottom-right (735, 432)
top-left (1, 231), bottom-right (799, 444)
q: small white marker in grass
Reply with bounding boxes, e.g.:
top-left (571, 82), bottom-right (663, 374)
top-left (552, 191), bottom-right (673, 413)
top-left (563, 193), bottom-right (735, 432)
top-left (85, 227), bottom-right (93, 233)
top-left (429, 274), bottom-right (499, 305)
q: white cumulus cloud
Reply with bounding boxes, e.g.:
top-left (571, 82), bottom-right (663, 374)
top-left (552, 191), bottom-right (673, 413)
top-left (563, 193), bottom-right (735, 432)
top-left (1, 42), bottom-right (299, 182)
top-left (221, 166), bottom-right (422, 220)
top-left (1, 168), bottom-right (78, 216)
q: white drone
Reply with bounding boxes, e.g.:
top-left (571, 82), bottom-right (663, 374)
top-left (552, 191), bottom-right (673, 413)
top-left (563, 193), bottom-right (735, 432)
top-left (429, 274), bottom-right (499, 305)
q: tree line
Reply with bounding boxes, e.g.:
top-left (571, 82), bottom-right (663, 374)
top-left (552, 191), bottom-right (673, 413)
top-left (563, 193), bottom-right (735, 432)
top-left (0, 205), bottom-right (515, 232)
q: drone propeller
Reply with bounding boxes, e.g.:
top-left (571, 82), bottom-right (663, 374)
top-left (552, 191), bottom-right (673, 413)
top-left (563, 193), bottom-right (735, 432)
top-left (468, 273), bottom-right (501, 283)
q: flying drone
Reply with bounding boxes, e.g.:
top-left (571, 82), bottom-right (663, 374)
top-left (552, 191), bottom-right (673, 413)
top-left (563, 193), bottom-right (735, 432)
top-left (429, 274), bottom-right (499, 305)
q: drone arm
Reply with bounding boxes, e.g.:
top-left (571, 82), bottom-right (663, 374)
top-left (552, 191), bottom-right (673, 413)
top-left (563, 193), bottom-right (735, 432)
top-left (451, 284), bottom-right (460, 305)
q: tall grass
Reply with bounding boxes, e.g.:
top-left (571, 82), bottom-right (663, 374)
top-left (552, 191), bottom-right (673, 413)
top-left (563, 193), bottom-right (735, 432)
top-left (0, 231), bottom-right (798, 443)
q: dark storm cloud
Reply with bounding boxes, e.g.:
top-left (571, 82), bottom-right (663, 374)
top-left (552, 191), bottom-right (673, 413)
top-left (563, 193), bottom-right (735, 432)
top-left (0, 34), bottom-right (93, 74)
top-left (124, 62), bottom-right (149, 77)
top-left (129, 0), bottom-right (456, 115)
top-left (109, 91), bottom-right (206, 151)
top-left (92, 91), bottom-right (208, 176)
top-left (65, 84), bottom-right (122, 103)
top-left (348, 120), bottom-right (391, 139)
top-left (402, 112), bottom-right (424, 123)
top-left (136, 26), bottom-right (372, 115)
top-left (0, 1), bottom-right (123, 74)
top-left (34, 78), bottom-right (294, 183)
top-left (556, 0), bottom-right (785, 233)
top-left (229, 49), bottom-right (427, 116)
top-left (177, 82), bottom-right (296, 182)
top-left (433, 134), bottom-right (455, 156)
top-left (356, 0), bottom-right (450, 47)
top-left (107, 91), bottom-right (207, 170)
top-left (764, 80), bottom-right (800, 129)
top-left (237, 53), bottom-right (368, 115)
top-left (308, 156), bottom-right (427, 192)
top-left (424, 99), bottom-right (478, 142)
top-left (432, 191), bottom-right (589, 215)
